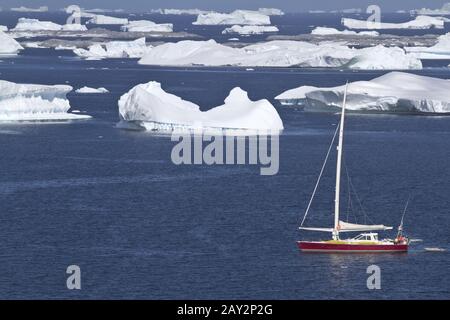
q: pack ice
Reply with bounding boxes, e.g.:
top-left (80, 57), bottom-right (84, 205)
top-left (0, 31), bottom-right (23, 55)
top-left (0, 80), bottom-right (91, 121)
top-left (118, 81), bottom-right (283, 133)
top-left (138, 40), bottom-right (422, 70)
top-left (275, 72), bottom-right (450, 114)
top-left (193, 10), bottom-right (271, 25)
top-left (342, 15), bottom-right (445, 29)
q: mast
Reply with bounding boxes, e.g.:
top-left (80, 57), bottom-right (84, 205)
top-left (333, 82), bottom-right (348, 240)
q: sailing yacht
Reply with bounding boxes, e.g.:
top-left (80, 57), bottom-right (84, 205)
top-left (297, 83), bottom-right (409, 253)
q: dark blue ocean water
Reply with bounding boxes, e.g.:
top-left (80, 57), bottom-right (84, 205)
top-left (0, 12), bottom-right (449, 299)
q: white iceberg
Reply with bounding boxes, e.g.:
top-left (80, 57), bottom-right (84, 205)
top-left (275, 72), bottom-right (450, 114)
top-left (342, 15), bottom-right (445, 29)
top-left (73, 37), bottom-right (149, 59)
top-left (0, 25), bottom-right (8, 32)
top-left (154, 9), bottom-right (216, 15)
top-left (87, 15), bottom-right (129, 25)
top-left (415, 3), bottom-right (450, 15)
top-left (258, 8), bottom-right (284, 16)
top-left (0, 80), bottom-right (91, 121)
top-left (0, 31), bottom-right (23, 55)
top-left (222, 25), bottom-right (279, 35)
top-left (75, 86), bottom-right (109, 94)
top-left (405, 32), bottom-right (450, 59)
top-left (311, 27), bottom-right (379, 36)
top-left (121, 20), bottom-right (173, 32)
top-left (138, 40), bottom-right (422, 70)
top-left (118, 81), bottom-right (283, 132)
top-left (193, 10), bottom-right (271, 26)
top-left (11, 6), bottom-right (48, 12)
top-left (12, 18), bottom-right (87, 32)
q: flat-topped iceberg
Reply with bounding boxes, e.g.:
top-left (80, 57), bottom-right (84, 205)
top-left (75, 87), bottom-right (109, 94)
top-left (0, 31), bottom-right (23, 54)
top-left (222, 25), bottom-right (279, 35)
top-left (87, 15), bottom-right (129, 25)
top-left (121, 20), bottom-right (173, 32)
top-left (12, 18), bottom-right (87, 31)
top-left (0, 80), bottom-right (90, 121)
top-left (311, 27), bottom-right (379, 36)
top-left (193, 10), bottom-right (271, 25)
top-left (138, 40), bottom-right (422, 70)
top-left (73, 37), bottom-right (149, 59)
top-left (415, 3), bottom-right (450, 15)
top-left (342, 15), bottom-right (445, 29)
top-left (118, 81), bottom-right (283, 132)
top-left (405, 32), bottom-right (450, 59)
top-left (275, 72), bottom-right (450, 114)
top-left (11, 6), bottom-right (48, 12)
top-left (258, 8), bottom-right (284, 16)
top-left (152, 8), bottom-right (215, 15)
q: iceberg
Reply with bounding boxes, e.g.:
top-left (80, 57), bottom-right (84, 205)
top-left (405, 32), bottom-right (450, 59)
top-left (11, 6), bottom-right (48, 12)
top-left (121, 20), bottom-right (173, 33)
top-left (0, 31), bottom-right (23, 54)
top-left (12, 18), bottom-right (87, 32)
top-left (87, 15), bottom-right (129, 25)
top-left (138, 40), bottom-right (422, 70)
top-left (222, 25), bottom-right (279, 35)
top-left (73, 37), bottom-right (149, 59)
top-left (193, 10), bottom-right (271, 25)
top-left (415, 3), bottom-right (450, 15)
top-left (311, 27), bottom-right (379, 36)
top-left (118, 81), bottom-right (283, 132)
top-left (275, 72), bottom-right (450, 114)
top-left (342, 15), bottom-right (445, 29)
top-left (153, 9), bottom-right (216, 15)
top-left (75, 87), bottom-right (109, 94)
top-left (258, 8), bottom-right (284, 16)
top-left (0, 80), bottom-right (91, 121)
top-left (0, 25), bottom-right (8, 32)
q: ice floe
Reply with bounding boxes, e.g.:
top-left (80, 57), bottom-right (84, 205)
top-left (0, 31), bottom-right (23, 55)
top-left (415, 3), bottom-right (450, 15)
top-left (275, 72), bottom-right (450, 114)
top-left (118, 81), bottom-right (283, 132)
top-left (73, 37), bottom-right (149, 59)
top-left (75, 87), bottom-right (109, 94)
top-left (311, 27), bottom-right (379, 36)
top-left (138, 40), bottom-right (421, 70)
top-left (257, 8), bottom-right (284, 16)
top-left (121, 20), bottom-right (173, 32)
top-left (193, 10), bottom-right (271, 25)
top-left (87, 15), bottom-right (129, 25)
top-left (151, 8), bottom-right (215, 15)
top-left (0, 25), bottom-right (8, 32)
top-left (0, 80), bottom-right (91, 121)
top-left (342, 15), bottom-right (445, 29)
top-left (222, 25), bottom-right (279, 35)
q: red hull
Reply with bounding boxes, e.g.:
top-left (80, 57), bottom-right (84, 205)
top-left (298, 241), bottom-right (408, 253)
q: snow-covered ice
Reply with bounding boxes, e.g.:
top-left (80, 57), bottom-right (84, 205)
top-left (0, 31), bottom-right (23, 55)
top-left (311, 27), bottom-right (379, 36)
top-left (342, 15), bottom-right (445, 29)
top-left (75, 87), bottom-right (109, 94)
top-left (73, 37), bottom-right (149, 59)
top-left (193, 10), bottom-right (271, 25)
top-left (138, 40), bottom-right (421, 70)
top-left (118, 81), bottom-right (283, 132)
top-left (12, 18), bottom-right (87, 32)
top-left (121, 20), bottom-right (173, 32)
top-left (275, 72), bottom-right (450, 114)
top-left (222, 25), bottom-right (279, 35)
top-left (415, 3), bottom-right (450, 15)
top-left (0, 25), bottom-right (8, 32)
top-left (257, 8), bottom-right (284, 16)
top-left (0, 80), bottom-right (91, 121)
top-left (405, 32), bottom-right (450, 59)
top-left (152, 8), bottom-right (215, 15)
top-left (87, 15), bottom-right (129, 25)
